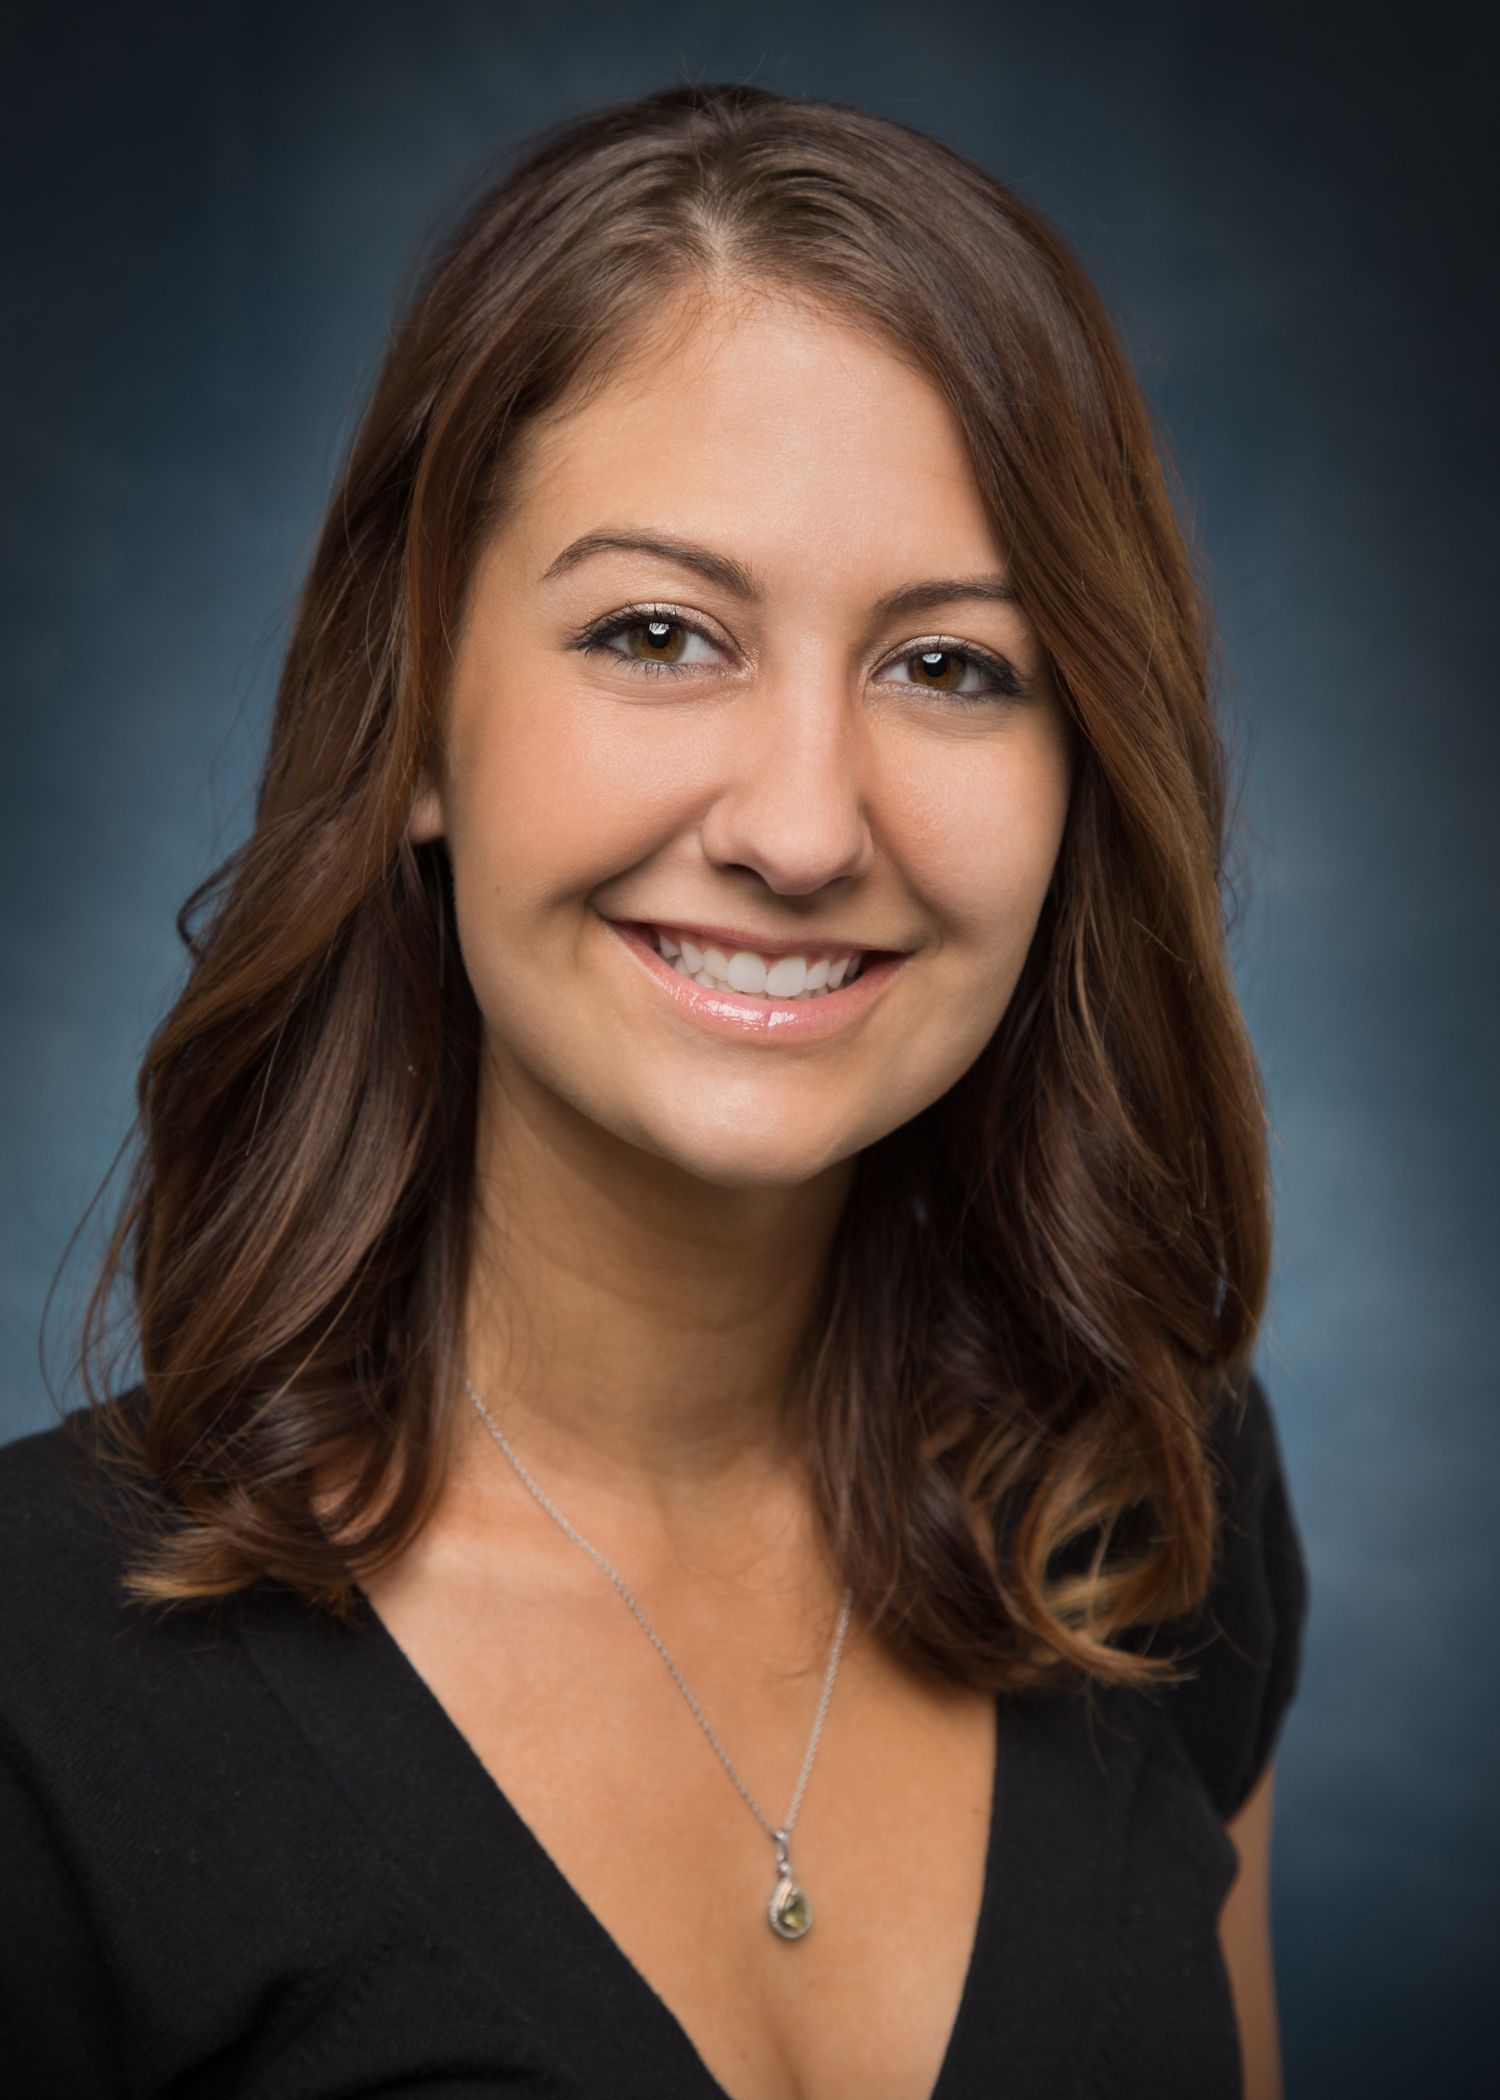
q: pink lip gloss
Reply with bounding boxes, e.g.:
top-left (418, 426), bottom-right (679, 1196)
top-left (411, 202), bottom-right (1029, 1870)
top-left (604, 920), bottom-right (909, 1043)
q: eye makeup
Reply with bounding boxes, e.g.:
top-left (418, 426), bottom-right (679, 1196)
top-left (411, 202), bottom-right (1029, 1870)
top-left (568, 603), bottom-right (1032, 704)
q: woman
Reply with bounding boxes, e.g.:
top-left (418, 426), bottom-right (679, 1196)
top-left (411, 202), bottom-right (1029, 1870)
top-left (1, 80), bottom-right (1308, 2100)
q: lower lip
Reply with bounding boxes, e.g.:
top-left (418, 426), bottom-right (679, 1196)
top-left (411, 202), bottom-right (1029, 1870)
top-left (604, 920), bottom-right (909, 1042)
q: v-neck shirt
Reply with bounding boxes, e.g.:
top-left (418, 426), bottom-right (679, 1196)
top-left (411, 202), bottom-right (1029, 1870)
top-left (0, 1375), bottom-right (1308, 2098)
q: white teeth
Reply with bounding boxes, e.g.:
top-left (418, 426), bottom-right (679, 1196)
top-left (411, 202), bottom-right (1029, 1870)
top-left (725, 951), bottom-right (767, 994)
top-left (648, 926), bottom-right (865, 1000)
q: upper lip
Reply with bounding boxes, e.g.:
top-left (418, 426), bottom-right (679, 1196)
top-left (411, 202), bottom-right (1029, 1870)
top-left (611, 916), bottom-right (901, 960)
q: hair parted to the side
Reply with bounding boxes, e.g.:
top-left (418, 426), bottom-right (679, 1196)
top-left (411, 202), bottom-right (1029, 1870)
top-left (62, 78), bottom-right (1272, 1700)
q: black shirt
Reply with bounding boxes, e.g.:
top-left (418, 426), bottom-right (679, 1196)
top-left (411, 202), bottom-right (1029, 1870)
top-left (0, 1376), bottom-right (1308, 2099)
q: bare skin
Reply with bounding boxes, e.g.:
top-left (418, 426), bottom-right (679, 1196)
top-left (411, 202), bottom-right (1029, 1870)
top-left (1222, 1759), bottom-right (1287, 2100)
top-left (366, 281), bottom-right (1078, 2098)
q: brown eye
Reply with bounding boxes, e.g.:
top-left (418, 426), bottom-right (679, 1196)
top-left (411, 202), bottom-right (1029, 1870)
top-left (908, 649), bottom-right (966, 691)
top-left (576, 610), bottom-right (724, 676)
top-left (878, 641), bottom-right (1028, 704)
top-left (624, 617), bottom-right (687, 663)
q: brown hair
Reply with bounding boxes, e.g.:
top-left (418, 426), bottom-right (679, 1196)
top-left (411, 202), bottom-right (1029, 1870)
top-left (63, 80), bottom-right (1270, 1699)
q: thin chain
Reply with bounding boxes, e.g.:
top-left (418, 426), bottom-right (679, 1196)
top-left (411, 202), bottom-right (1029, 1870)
top-left (463, 1373), bottom-right (853, 1851)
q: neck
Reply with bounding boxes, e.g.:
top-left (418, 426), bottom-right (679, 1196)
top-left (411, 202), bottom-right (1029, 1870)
top-left (447, 1051), bottom-right (854, 1555)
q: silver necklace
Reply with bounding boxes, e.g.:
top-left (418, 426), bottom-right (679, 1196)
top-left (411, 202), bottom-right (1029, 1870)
top-left (463, 1373), bottom-right (853, 1941)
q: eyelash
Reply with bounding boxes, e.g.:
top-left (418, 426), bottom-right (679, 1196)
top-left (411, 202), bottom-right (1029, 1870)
top-left (570, 604), bottom-right (1030, 704)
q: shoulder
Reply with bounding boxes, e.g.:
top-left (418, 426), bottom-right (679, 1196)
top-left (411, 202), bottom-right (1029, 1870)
top-left (0, 1400), bottom-right (130, 1638)
top-left (0, 1389), bottom-right (151, 1597)
top-left (1132, 1367), bottom-right (1311, 1824)
top-left (0, 1389), bottom-right (223, 1747)
top-left (0, 1394), bottom-right (190, 2086)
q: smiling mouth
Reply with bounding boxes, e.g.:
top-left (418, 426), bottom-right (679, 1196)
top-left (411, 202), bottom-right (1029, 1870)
top-left (632, 923), bottom-right (873, 1001)
top-left (603, 917), bottom-right (909, 1038)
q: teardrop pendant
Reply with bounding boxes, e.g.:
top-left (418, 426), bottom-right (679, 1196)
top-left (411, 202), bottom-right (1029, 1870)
top-left (768, 1870), bottom-right (812, 1938)
top-left (767, 1830), bottom-right (813, 1940)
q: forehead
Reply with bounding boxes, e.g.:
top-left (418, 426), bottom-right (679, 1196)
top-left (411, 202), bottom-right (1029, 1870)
top-left (496, 288), bottom-right (1004, 580)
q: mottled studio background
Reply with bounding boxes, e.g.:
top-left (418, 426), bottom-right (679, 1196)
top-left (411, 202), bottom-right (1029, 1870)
top-left (2, 3), bottom-right (1494, 2093)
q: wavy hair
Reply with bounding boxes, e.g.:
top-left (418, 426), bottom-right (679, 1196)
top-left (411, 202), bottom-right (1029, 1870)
top-left (62, 80), bottom-right (1272, 1699)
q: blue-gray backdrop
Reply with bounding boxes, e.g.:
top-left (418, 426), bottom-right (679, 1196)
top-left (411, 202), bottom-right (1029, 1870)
top-left (2, 4), bottom-right (1494, 2093)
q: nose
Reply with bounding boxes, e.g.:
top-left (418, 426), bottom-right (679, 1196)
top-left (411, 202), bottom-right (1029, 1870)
top-left (696, 651), bottom-right (875, 898)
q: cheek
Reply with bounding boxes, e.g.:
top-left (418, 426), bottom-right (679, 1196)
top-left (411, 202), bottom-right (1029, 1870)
top-left (444, 684), bottom-right (684, 919)
top-left (888, 725), bottom-right (1072, 965)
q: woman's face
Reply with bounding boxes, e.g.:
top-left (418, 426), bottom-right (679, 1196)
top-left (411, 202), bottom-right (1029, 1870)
top-left (411, 288), bottom-right (1075, 1192)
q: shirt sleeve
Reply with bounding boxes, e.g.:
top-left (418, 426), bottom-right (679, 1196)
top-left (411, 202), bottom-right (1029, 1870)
top-left (1138, 1368), bottom-right (1312, 1822)
top-left (0, 1719), bottom-right (126, 2094)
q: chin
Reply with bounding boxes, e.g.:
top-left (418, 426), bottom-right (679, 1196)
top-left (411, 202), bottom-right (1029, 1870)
top-left (617, 1102), bottom-right (867, 1196)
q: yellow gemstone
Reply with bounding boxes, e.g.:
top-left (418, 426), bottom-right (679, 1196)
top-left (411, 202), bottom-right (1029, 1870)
top-left (773, 1883), bottom-right (811, 1937)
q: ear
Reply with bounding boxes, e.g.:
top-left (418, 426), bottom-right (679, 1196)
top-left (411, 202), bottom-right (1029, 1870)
top-left (406, 768), bottom-right (445, 845)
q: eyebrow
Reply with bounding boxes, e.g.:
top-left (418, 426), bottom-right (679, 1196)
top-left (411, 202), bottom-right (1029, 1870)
top-left (538, 528), bottom-right (1019, 622)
